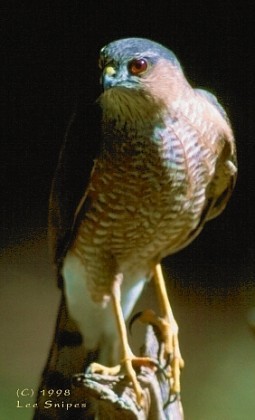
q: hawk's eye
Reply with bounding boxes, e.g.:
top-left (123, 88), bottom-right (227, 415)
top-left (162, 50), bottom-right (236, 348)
top-left (128, 58), bottom-right (148, 75)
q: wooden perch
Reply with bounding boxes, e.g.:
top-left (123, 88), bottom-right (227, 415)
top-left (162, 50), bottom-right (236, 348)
top-left (72, 326), bottom-right (184, 419)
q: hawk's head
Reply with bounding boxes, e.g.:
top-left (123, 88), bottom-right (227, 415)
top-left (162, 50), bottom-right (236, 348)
top-left (98, 38), bottom-right (188, 105)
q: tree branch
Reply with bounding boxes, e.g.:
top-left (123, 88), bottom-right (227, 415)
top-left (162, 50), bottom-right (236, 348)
top-left (72, 326), bottom-right (184, 419)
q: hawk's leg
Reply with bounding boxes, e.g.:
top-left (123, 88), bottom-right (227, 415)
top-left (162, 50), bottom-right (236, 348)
top-left (90, 273), bottom-right (157, 407)
top-left (136, 264), bottom-right (184, 394)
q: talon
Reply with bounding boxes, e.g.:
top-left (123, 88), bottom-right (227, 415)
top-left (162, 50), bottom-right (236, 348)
top-left (129, 356), bottom-right (159, 371)
top-left (90, 276), bottom-right (156, 408)
top-left (89, 362), bottom-right (121, 376)
top-left (88, 355), bottom-right (158, 407)
top-left (89, 268), bottom-right (183, 407)
top-left (148, 264), bottom-right (185, 396)
top-left (128, 311), bottom-right (143, 335)
top-left (129, 306), bottom-right (184, 394)
top-left (163, 391), bottom-right (180, 408)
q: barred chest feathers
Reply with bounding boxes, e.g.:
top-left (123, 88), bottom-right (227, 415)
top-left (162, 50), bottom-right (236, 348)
top-left (69, 87), bottom-right (215, 300)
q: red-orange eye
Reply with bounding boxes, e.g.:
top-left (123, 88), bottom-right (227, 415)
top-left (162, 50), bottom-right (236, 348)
top-left (128, 58), bottom-right (148, 75)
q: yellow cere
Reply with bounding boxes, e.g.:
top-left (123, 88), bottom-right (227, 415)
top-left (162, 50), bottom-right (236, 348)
top-left (104, 66), bottom-right (116, 76)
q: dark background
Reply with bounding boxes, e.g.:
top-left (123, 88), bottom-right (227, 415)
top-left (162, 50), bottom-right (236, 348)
top-left (1, 1), bottom-right (254, 419)
top-left (2, 1), bottom-right (254, 266)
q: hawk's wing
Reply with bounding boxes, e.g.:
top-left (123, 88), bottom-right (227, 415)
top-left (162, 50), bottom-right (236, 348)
top-left (196, 89), bottom-right (237, 222)
top-left (48, 97), bottom-right (102, 280)
top-left (177, 89), bottom-right (237, 252)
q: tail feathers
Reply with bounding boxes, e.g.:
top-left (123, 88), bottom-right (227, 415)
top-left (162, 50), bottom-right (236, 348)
top-left (33, 293), bottom-right (97, 419)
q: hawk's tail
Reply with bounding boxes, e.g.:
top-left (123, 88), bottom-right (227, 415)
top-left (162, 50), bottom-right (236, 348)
top-left (33, 293), bottom-right (97, 419)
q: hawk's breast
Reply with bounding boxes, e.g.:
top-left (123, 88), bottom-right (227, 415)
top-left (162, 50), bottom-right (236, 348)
top-left (70, 93), bottom-right (215, 298)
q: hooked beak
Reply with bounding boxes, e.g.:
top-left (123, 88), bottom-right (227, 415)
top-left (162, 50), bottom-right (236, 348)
top-left (101, 65), bottom-right (117, 90)
top-left (101, 65), bottom-right (137, 91)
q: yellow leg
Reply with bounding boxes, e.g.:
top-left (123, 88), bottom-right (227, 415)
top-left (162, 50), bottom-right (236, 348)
top-left (90, 274), bottom-right (157, 407)
top-left (154, 264), bottom-right (184, 393)
top-left (111, 275), bottom-right (144, 405)
top-left (137, 264), bottom-right (184, 394)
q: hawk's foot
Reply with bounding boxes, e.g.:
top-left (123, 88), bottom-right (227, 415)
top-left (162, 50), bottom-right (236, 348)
top-left (89, 355), bottom-right (158, 406)
top-left (132, 308), bottom-right (184, 394)
top-left (89, 362), bottom-right (121, 376)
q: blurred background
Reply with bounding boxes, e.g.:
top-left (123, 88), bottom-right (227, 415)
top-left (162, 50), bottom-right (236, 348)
top-left (1, 1), bottom-right (254, 419)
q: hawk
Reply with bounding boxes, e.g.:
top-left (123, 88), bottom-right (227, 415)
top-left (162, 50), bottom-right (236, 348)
top-left (39, 38), bottom-right (237, 411)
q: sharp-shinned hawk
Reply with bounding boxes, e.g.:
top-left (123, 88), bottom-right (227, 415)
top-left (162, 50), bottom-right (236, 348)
top-left (38, 37), bottom-right (237, 411)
